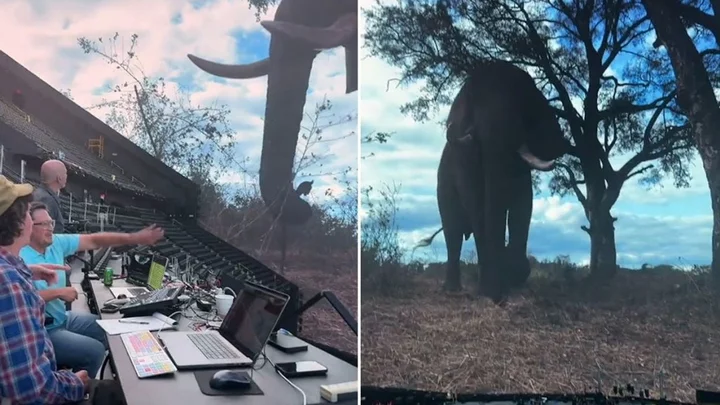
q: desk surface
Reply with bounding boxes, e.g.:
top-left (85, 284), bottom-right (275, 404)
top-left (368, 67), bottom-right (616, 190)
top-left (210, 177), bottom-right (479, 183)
top-left (91, 279), bottom-right (357, 404)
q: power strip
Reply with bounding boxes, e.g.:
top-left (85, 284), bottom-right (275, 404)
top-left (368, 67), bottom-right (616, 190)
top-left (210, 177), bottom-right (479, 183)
top-left (320, 381), bottom-right (357, 403)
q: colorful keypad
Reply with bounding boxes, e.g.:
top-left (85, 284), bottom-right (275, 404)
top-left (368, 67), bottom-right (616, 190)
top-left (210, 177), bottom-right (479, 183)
top-left (121, 331), bottom-right (177, 378)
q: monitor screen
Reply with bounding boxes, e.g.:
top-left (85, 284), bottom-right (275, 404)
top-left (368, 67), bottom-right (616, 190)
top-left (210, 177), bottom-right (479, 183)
top-left (147, 256), bottom-right (167, 290)
top-left (220, 284), bottom-right (288, 360)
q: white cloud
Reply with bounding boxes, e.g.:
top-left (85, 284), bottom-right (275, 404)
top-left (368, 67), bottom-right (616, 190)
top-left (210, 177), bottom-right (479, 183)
top-left (1, 0), bottom-right (357, 207)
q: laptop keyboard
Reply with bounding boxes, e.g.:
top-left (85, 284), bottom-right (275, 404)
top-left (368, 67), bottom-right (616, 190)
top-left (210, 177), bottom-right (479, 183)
top-left (188, 334), bottom-right (239, 359)
top-left (128, 287), bottom-right (148, 296)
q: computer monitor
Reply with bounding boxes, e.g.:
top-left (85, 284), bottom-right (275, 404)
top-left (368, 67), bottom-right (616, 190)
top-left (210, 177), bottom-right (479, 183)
top-left (127, 253), bottom-right (167, 290)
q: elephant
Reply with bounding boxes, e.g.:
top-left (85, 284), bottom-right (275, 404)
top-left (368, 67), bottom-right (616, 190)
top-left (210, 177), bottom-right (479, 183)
top-left (187, 0), bottom-right (357, 226)
top-left (417, 60), bottom-right (571, 304)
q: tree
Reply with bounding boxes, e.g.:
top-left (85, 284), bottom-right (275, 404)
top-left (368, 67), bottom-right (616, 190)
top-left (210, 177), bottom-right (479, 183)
top-left (640, 0), bottom-right (720, 285)
top-left (360, 131), bottom-right (401, 264)
top-left (77, 33), bottom-right (237, 175)
top-left (364, 0), bottom-right (696, 279)
top-left (246, 0), bottom-right (280, 19)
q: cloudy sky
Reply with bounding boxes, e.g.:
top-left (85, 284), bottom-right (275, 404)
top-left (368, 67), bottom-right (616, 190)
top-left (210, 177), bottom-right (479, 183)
top-left (359, 1), bottom-right (713, 268)
top-left (0, 0), bottom-right (357, 205)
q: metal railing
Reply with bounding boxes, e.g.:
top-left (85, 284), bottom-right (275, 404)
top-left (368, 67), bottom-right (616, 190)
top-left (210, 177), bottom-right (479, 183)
top-left (131, 176), bottom-right (146, 187)
top-left (110, 161), bottom-right (125, 174)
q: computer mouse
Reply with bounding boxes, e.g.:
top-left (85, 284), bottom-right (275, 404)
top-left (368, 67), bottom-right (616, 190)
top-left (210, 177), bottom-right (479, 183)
top-left (104, 297), bottom-right (129, 307)
top-left (209, 370), bottom-right (252, 390)
top-left (117, 294), bottom-right (127, 299)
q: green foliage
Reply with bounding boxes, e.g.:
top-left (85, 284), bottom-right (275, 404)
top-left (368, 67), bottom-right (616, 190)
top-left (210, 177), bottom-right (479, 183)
top-left (361, 131), bottom-right (393, 160)
top-left (77, 33), bottom-right (236, 176)
top-left (246, 0), bottom-right (280, 20)
top-left (360, 182), bottom-right (418, 295)
top-left (186, 98), bottom-right (358, 255)
top-left (361, 183), bottom-right (402, 266)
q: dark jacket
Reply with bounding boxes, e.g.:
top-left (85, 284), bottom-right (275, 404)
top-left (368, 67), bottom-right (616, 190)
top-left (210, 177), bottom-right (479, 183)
top-left (32, 185), bottom-right (65, 233)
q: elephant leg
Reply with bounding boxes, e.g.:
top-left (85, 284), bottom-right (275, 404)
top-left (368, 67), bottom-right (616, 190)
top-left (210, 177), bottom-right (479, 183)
top-left (451, 148), bottom-right (486, 296)
top-left (479, 146), bottom-right (512, 303)
top-left (506, 168), bottom-right (533, 289)
top-left (438, 144), bottom-right (468, 291)
top-left (441, 226), bottom-right (464, 292)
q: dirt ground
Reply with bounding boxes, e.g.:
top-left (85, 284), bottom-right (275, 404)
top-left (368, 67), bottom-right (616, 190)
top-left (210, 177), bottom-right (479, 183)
top-left (260, 250), bottom-right (358, 355)
top-left (362, 266), bottom-right (720, 403)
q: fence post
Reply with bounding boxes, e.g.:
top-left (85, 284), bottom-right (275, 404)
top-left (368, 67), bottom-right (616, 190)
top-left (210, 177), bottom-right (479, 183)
top-left (68, 192), bottom-right (73, 223)
top-left (20, 160), bottom-right (25, 183)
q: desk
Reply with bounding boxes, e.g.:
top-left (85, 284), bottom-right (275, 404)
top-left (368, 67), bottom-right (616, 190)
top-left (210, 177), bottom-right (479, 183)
top-left (90, 279), bottom-right (358, 404)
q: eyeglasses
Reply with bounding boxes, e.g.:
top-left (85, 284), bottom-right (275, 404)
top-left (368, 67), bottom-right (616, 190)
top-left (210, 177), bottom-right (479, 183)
top-left (33, 220), bottom-right (55, 229)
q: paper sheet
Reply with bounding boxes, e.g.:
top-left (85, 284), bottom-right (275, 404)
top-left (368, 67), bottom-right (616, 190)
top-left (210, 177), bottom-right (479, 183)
top-left (96, 312), bottom-right (177, 335)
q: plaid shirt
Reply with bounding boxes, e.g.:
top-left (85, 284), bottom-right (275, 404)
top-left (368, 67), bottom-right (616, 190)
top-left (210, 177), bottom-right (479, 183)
top-left (0, 248), bottom-right (85, 404)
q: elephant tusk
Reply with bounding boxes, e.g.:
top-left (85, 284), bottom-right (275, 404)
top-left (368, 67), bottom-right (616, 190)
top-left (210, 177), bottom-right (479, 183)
top-left (457, 133), bottom-right (474, 143)
top-left (187, 54), bottom-right (270, 79)
top-left (260, 12), bottom-right (357, 49)
top-left (517, 143), bottom-right (555, 171)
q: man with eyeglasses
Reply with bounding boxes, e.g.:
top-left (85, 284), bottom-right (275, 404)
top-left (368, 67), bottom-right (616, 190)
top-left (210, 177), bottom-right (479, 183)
top-left (19, 202), bottom-right (164, 378)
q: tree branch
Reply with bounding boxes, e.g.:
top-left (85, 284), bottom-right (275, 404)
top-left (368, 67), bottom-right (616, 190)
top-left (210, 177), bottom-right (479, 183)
top-left (627, 164), bottom-right (655, 180)
top-left (133, 85), bottom-right (160, 158)
top-left (556, 162), bottom-right (588, 208)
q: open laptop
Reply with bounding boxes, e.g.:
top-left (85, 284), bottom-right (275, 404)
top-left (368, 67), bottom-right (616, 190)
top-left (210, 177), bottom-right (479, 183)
top-left (160, 281), bottom-right (289, 369)
top-left (110, 254), bottom-right (168, 298)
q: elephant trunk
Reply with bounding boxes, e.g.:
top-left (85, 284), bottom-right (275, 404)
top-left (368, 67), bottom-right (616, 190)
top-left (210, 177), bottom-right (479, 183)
top-left (187, 4), bottom-right (357, 226)
top-left (344, 39), bottom-right (358, 93)
top-left (259, 48), bottom-right (316, 225)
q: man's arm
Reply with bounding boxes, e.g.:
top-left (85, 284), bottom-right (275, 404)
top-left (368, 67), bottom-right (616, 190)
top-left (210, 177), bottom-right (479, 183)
top-left (77, 232), bottom-right (135, 252)
top-left (0, 272), bottom-right (85, 404)
top-left (37, 287), bottom-right (73, 303)
top-left (76, 225), bottom-right (163, 253)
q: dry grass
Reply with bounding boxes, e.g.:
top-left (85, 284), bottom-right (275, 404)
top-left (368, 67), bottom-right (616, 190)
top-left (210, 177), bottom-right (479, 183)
top-left (362, 265), bottom-right (720, 403)
top-left (259, 250), bottom-right (358, 355)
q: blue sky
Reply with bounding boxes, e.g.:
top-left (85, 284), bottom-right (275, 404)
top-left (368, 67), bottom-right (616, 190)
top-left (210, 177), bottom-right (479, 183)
top-left (0, 0), bottom-right (358, 207)
top-left (359, 0), bottom-right (713, 268)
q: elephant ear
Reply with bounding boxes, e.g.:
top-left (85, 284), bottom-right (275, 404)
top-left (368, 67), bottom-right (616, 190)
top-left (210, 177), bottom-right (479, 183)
top-left (260, 12), bottom-right (358, 49)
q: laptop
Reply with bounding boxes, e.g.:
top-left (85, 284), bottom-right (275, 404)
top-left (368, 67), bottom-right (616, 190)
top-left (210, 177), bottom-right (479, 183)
top-left (113, 254), bottom-right (168, 298)
top-left (160, 281), bottom-right (289, 369)
top-left (109, 285), bottom-right (150, 299)
top-left (110, 254), bottom-right (168, 297)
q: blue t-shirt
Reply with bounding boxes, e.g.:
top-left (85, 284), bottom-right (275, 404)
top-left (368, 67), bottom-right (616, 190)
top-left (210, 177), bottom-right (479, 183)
top-left (19, 234), bottom-right (80, 330)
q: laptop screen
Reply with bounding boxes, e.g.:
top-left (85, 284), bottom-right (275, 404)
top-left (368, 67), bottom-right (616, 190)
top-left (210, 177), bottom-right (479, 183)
top-left (219, 282), bottom-right (289, 361)
top-left (147, 255), bottom-right (167, 290)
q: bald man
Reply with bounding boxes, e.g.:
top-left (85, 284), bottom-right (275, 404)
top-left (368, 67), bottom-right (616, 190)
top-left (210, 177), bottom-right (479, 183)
top-left (33, 160), bottom-right (67, 233)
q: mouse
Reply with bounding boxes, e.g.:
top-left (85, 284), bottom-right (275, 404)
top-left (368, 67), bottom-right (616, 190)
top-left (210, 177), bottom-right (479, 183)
top-left (104, 297), bottom-right (129, 307)
top-left (116, 294), bottom-right (127, 299)
top-left (209, 370), bottom-right (252, 390)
